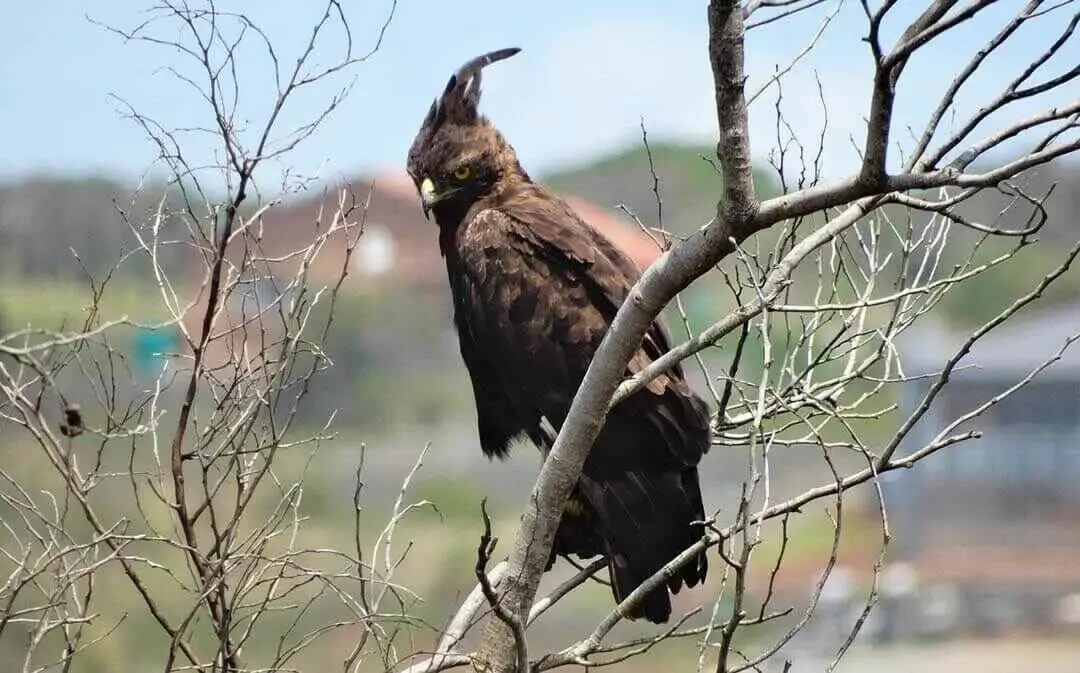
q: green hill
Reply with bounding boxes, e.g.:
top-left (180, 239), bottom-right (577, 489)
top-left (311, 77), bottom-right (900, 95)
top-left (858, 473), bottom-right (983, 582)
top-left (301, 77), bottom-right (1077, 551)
top-left (541, 141), bottom-right (782, 235)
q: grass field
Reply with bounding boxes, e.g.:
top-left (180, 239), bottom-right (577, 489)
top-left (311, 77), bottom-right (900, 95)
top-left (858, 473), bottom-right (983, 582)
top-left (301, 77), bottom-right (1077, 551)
top-left (0, 276), bottom-right (173, 329)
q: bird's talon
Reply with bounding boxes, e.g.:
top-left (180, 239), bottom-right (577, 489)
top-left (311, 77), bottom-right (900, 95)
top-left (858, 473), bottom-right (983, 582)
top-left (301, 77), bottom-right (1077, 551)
top-left (564, 498), bottom-right (584, 517)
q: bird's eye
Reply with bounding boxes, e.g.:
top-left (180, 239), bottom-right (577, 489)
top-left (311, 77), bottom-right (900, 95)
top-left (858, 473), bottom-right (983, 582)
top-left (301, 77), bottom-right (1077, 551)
top-left (453, 165), bottom-right (472, 181)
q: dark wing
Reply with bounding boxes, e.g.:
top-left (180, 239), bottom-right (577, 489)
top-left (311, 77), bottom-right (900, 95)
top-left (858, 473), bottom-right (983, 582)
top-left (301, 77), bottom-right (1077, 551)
top-left (456, 188), bottom-right (709, 623)
top-left (454, 199), bottom-right (589, 422)
top-left (489, 187), bottom-right (710, 465)
top-left (445, 250), bottom-right (546, 460)
top-left (573, 210), bottom-right (693, 385)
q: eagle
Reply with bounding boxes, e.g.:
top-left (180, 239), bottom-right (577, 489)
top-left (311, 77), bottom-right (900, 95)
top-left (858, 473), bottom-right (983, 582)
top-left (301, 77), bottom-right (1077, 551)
top-left (405, 48), bottom-right (711, 624)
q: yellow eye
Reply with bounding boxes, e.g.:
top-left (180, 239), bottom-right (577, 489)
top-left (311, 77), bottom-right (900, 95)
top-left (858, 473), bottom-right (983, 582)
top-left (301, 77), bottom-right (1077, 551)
top-left (452, 165), bottom-right (471, 180)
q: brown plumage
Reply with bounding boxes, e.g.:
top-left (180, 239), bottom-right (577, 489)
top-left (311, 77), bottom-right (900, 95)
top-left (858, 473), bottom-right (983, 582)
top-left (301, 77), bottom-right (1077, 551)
top-left (405, 48), bottom-right (710, 623)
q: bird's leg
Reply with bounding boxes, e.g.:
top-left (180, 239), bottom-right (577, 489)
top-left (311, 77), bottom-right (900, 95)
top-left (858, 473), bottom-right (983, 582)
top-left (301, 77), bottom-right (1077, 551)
top-left (563, 497), bottom-right (584, 517)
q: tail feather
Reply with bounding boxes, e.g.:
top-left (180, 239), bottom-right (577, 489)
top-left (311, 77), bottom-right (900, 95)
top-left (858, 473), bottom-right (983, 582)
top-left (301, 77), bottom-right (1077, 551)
top-left (609, 551), bottom-right (673, 623)
top-left (579, 468), bottom-right (708, 623)
top-left (540, 363), bottom-right (711, 623)
top-left (680, 468), bottom-right (709, 589)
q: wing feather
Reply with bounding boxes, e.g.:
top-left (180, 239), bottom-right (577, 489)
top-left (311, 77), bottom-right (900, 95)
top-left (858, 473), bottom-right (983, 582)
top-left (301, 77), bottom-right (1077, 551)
top-left (447, 270), bottom-right (527, 458)
top-left (464, 188), bottom-right (708, 464)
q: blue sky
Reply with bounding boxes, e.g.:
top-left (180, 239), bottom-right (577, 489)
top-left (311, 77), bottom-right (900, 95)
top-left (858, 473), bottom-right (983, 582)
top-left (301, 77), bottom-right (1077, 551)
top-left (2, 1), bottom-right (1076, 191)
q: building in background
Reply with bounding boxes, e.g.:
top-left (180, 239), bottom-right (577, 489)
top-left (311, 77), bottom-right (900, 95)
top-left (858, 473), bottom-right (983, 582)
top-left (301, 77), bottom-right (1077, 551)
top-left (874, 303), bottom-right (1080, 640)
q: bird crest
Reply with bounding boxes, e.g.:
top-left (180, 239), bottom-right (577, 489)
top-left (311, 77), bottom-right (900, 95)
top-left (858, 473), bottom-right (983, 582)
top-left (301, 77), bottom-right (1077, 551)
top-left (420, 47), bottom-right (520, 133)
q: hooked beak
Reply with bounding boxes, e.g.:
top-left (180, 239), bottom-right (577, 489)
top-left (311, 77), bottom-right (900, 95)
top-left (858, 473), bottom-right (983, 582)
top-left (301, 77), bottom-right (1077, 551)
top-left (419, 177), bottom-right (438, 220)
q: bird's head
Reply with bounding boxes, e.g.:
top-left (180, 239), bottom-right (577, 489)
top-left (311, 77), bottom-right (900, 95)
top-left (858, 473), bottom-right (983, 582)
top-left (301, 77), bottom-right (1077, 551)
top-left (406, 47), bottom-right (526, 225)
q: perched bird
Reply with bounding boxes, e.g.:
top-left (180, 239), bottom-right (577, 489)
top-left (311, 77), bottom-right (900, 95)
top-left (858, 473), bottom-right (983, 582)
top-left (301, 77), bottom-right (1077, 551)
top-left (405, 48), bottom-right (711, 624)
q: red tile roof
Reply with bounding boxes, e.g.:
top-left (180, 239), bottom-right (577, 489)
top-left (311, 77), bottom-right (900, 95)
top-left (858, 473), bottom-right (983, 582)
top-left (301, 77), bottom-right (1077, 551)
top-left (238, 170), bottom-right (664, 291)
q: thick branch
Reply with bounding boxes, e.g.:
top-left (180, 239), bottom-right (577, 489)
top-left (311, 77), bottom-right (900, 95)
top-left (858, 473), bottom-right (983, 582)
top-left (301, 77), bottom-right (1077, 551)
top-left (710, 0), bottom-right (759, 220)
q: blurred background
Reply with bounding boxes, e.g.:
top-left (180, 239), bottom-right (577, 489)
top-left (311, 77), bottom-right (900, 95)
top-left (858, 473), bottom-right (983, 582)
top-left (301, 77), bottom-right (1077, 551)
top-left (3, 2), bottom-right (1080, 672)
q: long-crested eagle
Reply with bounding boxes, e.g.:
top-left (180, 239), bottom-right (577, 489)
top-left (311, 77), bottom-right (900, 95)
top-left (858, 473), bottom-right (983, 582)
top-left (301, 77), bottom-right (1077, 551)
top-left (404, 48), bottom-right (711, 624)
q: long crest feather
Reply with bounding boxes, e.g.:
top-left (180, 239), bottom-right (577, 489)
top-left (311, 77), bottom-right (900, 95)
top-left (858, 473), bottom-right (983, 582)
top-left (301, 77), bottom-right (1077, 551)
top-left (423, 47), bottom-right (521, 131)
